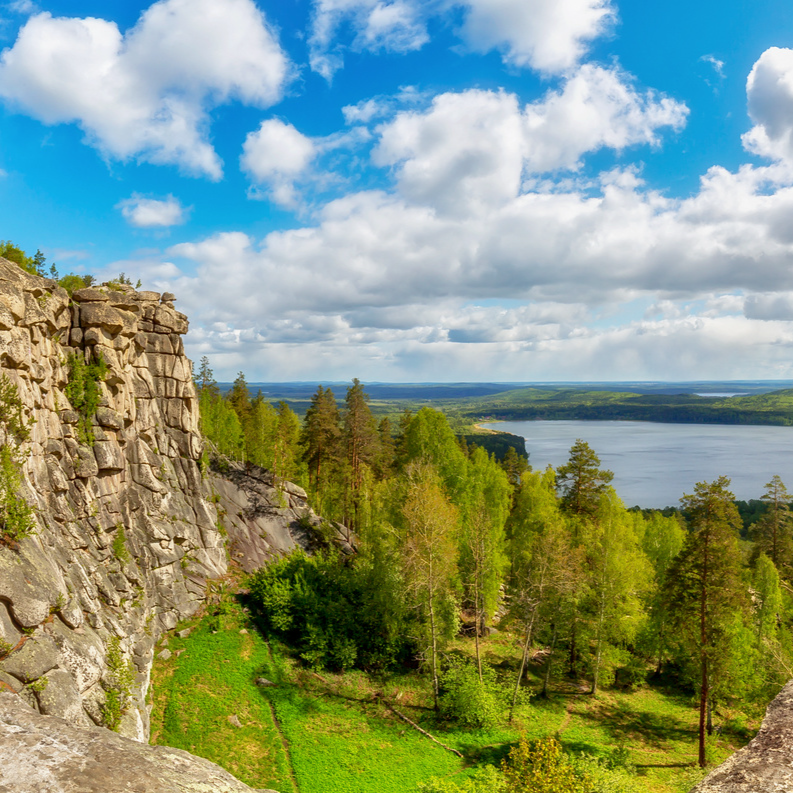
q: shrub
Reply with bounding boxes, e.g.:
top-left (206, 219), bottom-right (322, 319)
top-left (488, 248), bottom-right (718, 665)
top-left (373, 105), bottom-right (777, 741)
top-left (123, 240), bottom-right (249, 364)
top-left (65, 351), bottom-right (108, 445)
top-left (112, 525), bottom-right (130, 564)
top-left (0, 445), bottom-right (35, 542)
top-left (101, 636), bottom-right (136, 731)
top-left (502, 736), bottom-right (590, 793)
top-left (438, 655), bottom-right (504, 729)
top-left (248, 549), bottom-right (408, 672)
top-left (419, 766), bottom-right (505, 793)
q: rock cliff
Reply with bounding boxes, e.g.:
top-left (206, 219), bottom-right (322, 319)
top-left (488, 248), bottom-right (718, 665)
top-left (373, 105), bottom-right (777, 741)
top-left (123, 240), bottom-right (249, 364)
top-left (691, 681), bottom-right (793, 792)
top-left (0, 259), bottom-right (324, 746)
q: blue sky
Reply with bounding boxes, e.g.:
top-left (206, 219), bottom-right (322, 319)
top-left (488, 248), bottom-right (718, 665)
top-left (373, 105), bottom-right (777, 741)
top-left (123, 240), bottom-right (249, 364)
top-left (2, 0), bottom-right (793, 382)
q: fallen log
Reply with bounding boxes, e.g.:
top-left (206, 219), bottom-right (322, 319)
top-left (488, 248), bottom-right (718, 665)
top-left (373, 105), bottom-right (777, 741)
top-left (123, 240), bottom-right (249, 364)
top-left (379, 698), bottom-right (463, 758)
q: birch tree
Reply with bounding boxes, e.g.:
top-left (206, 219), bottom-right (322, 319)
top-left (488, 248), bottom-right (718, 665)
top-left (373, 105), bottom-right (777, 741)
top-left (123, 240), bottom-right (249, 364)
top-left (401, 463), bottom-right (460, 710)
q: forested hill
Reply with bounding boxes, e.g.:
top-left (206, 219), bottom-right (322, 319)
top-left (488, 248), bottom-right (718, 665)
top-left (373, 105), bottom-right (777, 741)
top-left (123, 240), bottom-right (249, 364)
top-left (458, 387), bottom-right (793, 426)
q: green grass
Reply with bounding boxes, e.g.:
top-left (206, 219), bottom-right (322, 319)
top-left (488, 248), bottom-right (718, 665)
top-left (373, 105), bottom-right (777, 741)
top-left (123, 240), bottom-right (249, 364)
top-left (150, 602), bottom-right (754, 793)
top-left (149, 610), bottom-right (295, 792)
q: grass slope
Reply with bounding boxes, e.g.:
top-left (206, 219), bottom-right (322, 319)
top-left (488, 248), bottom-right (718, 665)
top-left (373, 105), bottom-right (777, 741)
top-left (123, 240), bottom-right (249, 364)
top-left (149, 603), bottom-right (754, 793)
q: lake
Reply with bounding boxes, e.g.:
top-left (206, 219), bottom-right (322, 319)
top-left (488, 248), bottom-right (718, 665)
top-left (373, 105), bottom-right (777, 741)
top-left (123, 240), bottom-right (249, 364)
top-left (479, 420), bottom-right (793, 509)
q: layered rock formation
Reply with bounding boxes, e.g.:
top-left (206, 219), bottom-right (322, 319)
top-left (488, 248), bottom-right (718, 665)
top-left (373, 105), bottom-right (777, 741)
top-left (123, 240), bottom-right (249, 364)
top-left (0, 259), bottom-right (321, 747)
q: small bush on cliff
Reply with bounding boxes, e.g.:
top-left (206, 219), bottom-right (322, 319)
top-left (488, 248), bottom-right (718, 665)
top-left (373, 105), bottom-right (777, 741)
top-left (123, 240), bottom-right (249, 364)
top-left (0, 374), bottom-right (35, 544)
top-left (101, 636), bottom-right (136, 731)
top-left (112, 525), bottom-right (130, 564)
top-left (65, 351), bottom-right (108, 444)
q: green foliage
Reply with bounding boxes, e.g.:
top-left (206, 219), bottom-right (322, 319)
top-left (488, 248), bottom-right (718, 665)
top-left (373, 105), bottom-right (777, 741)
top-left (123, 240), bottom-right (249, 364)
top-left (101, 636), bottom-right (136, 732)
top-left (57, 273), bottom-right (94, 295)
top-left (438, 656), bottom-right (507, 728)
top-left (419, 766), bottom-right (505, 793)
top-left (112, 525), bottom-right (130, 564)
top-left (0, 375), bottom-right (35, 544)
top-left (502, 736), bottom-right (590, 793)
top-left (556, 439), bottom-right (614, 517)
top-left (65, 351), bottom-right (108, 444)
top-left (28, 677), bottom-right (48, 693)
top-left (0, 240), bottom-right (46, 275)
top-left (0, 445), bottom-right (35, 542)
top-left (248, 549), bottom-right (408, 671)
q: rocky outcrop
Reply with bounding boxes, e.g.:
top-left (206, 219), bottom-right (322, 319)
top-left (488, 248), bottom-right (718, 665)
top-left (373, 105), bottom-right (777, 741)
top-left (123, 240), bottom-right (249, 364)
top-left (214, 460), bottom-right (354, 573)
top-left (0, 260), bottom-right (319, 746)
top-left (0, 690), bottom-right (274, 793)
top-left (691, 681), bottom-right (793, 792)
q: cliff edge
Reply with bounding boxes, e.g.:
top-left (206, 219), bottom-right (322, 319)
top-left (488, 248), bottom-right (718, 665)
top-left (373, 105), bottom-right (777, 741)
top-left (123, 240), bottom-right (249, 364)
top-left (0, 259), bottom-right (323, 746)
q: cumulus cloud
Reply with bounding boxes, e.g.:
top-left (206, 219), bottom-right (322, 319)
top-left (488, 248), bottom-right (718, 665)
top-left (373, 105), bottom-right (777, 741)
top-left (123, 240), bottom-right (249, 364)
top-left (373, 75), bottom-right (686, 215)
top-left (0, 0), bottom-right (290, 178)
top-left (241, 119), bottom-right (316, 207)
top-left (523, 64), bottom-right (688, 171)
top-left (117, 194), bottom-right (187, 227)
top-left (309, 0), bottom-right (613, 79)
top-left (309, 0), bottom-right (429, 80)
top-left (744, 47), bottom-right (793, 166)
top-left (456, 0), bottom-right (615, 74)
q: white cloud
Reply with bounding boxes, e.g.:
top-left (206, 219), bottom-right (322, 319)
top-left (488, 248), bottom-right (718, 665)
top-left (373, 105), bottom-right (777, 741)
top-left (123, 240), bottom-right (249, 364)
top-left (456, 0), bottom-right (615, 74)
top-left (374, 89), bottom-right (525, 215)
top-left (523, 64), bottom-right (688, 172)
top-left (117, 194), bottom-right (187, 227)
top-left (309, 0), bottom-right (429, 81)
top-left (0, 0), bottom-right (290, 178)
top-left (372, 75), bottom-right (686, 215)
top-left (7, 0), bottom-right (36, 13)
top-left (700, 54), bottom-right (725, 78)
top-left (743, 47), bottom-right (793, 166)
top-left (308, 0), bottom-right (615, 79)
top-left (241, 119), bottom-right (316, 208)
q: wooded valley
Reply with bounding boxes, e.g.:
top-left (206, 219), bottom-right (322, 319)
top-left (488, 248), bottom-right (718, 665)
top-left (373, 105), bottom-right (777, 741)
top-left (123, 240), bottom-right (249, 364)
top-left (179, 359), bottom-right (793, 791)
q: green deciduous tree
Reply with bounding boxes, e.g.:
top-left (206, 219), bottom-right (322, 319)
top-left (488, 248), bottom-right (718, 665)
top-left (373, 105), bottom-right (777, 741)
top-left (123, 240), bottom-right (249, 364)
top-left (401, 462), bottom-right (460, 710)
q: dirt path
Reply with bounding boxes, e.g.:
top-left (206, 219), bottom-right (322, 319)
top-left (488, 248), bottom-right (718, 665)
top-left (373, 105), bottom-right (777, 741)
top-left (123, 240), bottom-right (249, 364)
top-left (264, 641), bottom-right (300, 793)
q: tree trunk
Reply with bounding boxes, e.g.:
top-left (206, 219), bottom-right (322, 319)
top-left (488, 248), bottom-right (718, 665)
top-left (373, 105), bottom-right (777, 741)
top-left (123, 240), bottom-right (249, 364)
top-left (474, 561), bottom-right (483, 683)
top-left (541, 622), bottom-right (558, 698)
top-left (429, 595), bottom-right (439, 711)
top-left (509, 609), bottom-right (535, 722)
top-left (591, 588), bottom-right (606, 696)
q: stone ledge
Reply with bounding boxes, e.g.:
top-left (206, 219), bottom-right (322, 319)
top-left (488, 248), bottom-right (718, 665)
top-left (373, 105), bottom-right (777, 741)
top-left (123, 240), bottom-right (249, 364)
top-left (0, 691), bottom-right (262, 793)
top-left (692, 681), bottom-right (793, 792)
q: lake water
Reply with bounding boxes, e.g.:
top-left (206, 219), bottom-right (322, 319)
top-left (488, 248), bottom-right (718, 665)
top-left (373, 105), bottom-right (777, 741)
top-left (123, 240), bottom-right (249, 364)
top-left (479, 420), bottom-right (793, 509)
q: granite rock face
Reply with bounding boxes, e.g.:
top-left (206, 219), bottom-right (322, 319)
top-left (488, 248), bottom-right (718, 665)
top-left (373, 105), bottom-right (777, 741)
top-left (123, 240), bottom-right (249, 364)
top-left (691, 681), bottom-right (793, 792)
top-left (0, 260), bottom-right (320, 745)
top-left (214, 460), bottom-right (354, 573)
top-left (0, 691), bottom-right (272, 793)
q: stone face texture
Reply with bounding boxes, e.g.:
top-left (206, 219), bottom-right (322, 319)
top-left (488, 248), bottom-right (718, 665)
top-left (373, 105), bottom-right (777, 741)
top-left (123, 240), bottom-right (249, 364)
top-left (0, 259), bottom-right (332, 757)
top-left (0, 259), bottom-right (226, 742)
top-left (214, 461), bottom-right (354, 574)
top-left (691, 681), bottom-right (793, 792)
top-left (0, 691), bottom-right (261, 793)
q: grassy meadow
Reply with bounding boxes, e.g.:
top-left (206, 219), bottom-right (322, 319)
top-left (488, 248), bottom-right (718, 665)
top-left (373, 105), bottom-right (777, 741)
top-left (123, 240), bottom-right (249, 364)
top-left (148, 597), bottom-right (755, 793)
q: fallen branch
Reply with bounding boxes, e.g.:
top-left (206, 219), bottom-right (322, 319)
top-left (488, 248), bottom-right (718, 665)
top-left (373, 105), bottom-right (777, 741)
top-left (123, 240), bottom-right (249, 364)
top-left (378, 697), bottom-right (463, 758)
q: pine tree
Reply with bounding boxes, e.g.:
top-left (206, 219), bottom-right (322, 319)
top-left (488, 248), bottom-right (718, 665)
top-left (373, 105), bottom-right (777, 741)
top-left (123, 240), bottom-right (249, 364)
top-left (342, 379), bottom-right (379, 531)
top-left (665, 476), bottom-right (747, 768)
top-left (555, 439), bottom-right (613, 518)
top-left (754, 475), bottom-right (793, 576)
top-left (301, 385), bottom-right (342, 506)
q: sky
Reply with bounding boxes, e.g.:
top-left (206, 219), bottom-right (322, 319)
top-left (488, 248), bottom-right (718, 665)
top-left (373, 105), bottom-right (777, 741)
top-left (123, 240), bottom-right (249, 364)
top-left (3, 1), bottom-right (793, 382)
